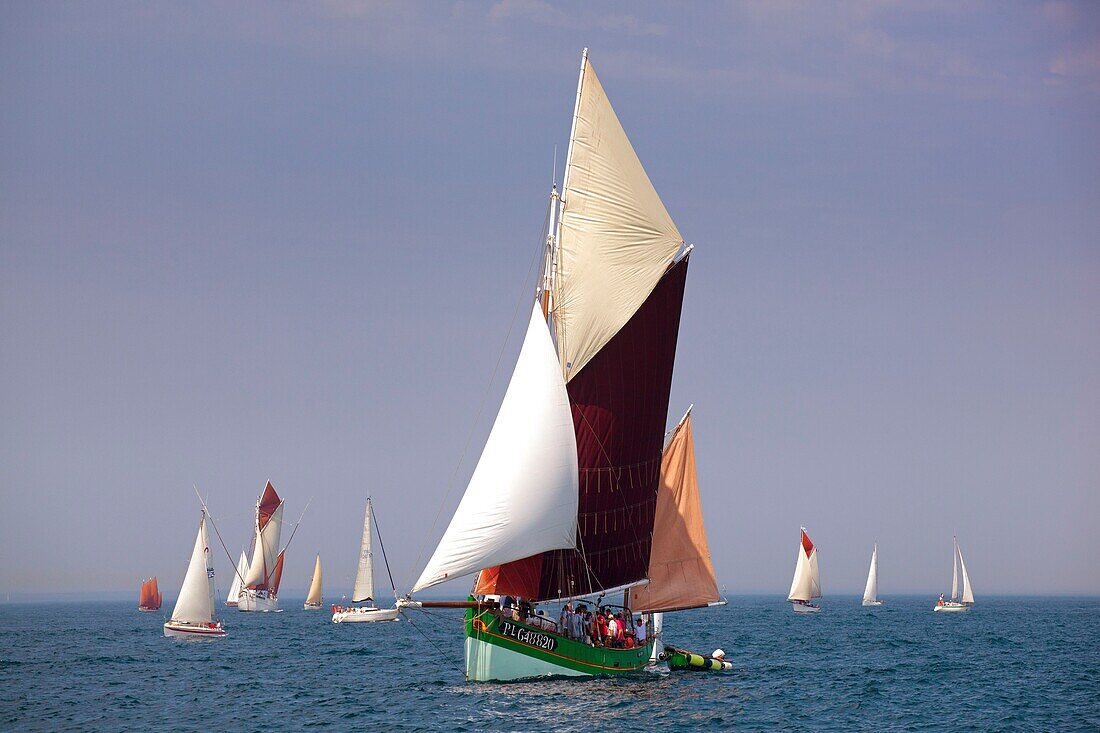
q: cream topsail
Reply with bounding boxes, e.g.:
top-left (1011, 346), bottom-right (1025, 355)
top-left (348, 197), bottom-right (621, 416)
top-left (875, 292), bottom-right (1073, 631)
top-left (554, 50), bottom-right (684, 382)
top-left (353, 500), bottom-right (376, 602)
top-left (171, 512), bottom-right (216, 625)
top-left (413, 303), bottom-right (579, 592)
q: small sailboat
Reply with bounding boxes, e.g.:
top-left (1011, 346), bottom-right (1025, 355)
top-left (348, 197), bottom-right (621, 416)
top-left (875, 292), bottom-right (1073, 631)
top-left (934, 535), bottom-right (974, 612)
top-left (862, 544), bottom-right (884, 606)
top-left (401, 49), bottom-right (706, 682)
top-left (304, 554), bottom-right (323, 610)
top-left (138, 576), bottom-right (162, 611)
top-left (238, 481), bottom-right (285, 612)
top-left (224, 550), bottom-right (247, 607)
top-left (788, 527), bottom-right (822, 613)
top-left (164, 511), bottom-right (226, 637)
top-left (332, 498), bottom-right (399, 623)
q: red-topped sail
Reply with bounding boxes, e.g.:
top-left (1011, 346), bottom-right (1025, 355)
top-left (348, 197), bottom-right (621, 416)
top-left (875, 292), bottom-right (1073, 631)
top-left (478, 257), bottom-right (690, 600)
top-left (258, 481), bottom-right (281, 531)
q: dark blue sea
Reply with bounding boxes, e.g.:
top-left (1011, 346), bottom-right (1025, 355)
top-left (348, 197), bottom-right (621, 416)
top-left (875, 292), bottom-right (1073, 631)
top-left (1, 596), bottom-right (1097, 731)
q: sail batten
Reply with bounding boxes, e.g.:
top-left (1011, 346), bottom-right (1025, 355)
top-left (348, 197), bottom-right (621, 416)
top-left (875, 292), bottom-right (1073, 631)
top-left (413, 304), bottom-right (580, 592)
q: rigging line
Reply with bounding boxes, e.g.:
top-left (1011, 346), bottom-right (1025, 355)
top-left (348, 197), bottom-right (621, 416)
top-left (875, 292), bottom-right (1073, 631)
top-left (404, 612), bottom-right (465, 676)
top-left (370, 500), bottom-right (399, 599)
top-left (192, 485), bottom-right (247, 587)
top-left (410, 198), bottom-right (554, 581)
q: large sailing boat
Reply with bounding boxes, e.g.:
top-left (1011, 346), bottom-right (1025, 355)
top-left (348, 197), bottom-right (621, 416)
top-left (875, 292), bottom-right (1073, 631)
top-left (164, 511), bottom-right (226, 637)
top-left (402, 49), bottom-right (708, 682)
top-left (138, 576), bottom-right (162, 612)
top-left (304, 554), bottom-right (323, 610)
top-left (862, 543), bottom-right (883, 606)
top-left (224, 550), bottom-right (247, 607)
top-left (332, 498), bottom-right (399, 623)
top-left (934, 535), bottom-right (974, 612)
top-left (788, 527), bottom-right (822, 613)
top-left (238, 481), bottom-right (286, 612)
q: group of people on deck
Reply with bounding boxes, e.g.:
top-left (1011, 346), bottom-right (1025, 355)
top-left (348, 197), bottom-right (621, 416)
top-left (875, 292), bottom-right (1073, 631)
top-left (497, 596), bottom-right (648, 649)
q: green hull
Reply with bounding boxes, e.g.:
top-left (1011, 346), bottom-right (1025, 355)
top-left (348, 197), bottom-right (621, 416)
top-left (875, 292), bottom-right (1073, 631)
top-left (464, 605), bottom-right (654, 682)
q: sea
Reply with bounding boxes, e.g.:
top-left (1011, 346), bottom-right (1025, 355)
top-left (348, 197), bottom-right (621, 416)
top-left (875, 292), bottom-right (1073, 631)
top-left (1, 596), bottom-right (1097, 731)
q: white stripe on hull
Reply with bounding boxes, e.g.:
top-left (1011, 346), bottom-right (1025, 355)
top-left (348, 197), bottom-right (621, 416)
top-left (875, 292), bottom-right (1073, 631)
top-left (464, 635), bottom-right (587, 682)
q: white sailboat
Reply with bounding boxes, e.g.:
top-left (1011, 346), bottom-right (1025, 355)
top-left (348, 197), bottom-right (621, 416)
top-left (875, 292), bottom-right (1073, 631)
top-left (862, 543), bottom-right (884, 606)
top-left (238, 481), bottom-right (285, 612)
top-left (934, 535), bottom-right (974, 612)
top-left (788, 527), bottom-right (822, 613)
top-left (164, 510), bottom-right (226, 638)
top-left (303, 554), bottom-right (323, 610)
top-left (332, 498), bottom-right (399, 623)
top-left (224, 550), bottom-right (247, 607)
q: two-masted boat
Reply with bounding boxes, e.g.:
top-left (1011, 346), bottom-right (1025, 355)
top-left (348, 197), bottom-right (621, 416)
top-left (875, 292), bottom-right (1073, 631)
top-left (304, 554), bottom-right (324, 610)
top-left (401, 49), bottom-right (722, 682)
top-left (237, 481), bottom-right (286, 612)
top-left (934, 535), bottom-right (974, 612)
top-left (164, 511), bottom-right (226, 637)
top-left (862, 543), bottom-right (883, 606)
top-left (788, 528), bottom-right (822, 613)
top-left (138, 576), bottom-right (162, 612)
top-left (332, 498), bottom-right (399, 623)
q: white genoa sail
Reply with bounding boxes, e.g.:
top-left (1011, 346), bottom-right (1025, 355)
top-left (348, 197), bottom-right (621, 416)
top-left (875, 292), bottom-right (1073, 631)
top-left (862, 544), bottom-right (878, 603)
top-left (788, 529), bottom-right (821, 602)
top-left (958, 541), bottom-right (974, 604)
top-left (306, 554), bottom-right (323, 605)
top-left (226, 550), bottom-right (247, 604)
top-left (554, 50), bottom-right (685, 382)
top-left (171, 512), bottom-right (216, 625)
top-left (413, 303), bottom-right (580, 592)
top-left (353, 501), bottom-right (375, 603)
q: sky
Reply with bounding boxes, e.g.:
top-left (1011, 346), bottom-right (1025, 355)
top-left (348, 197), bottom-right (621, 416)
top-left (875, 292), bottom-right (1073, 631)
top-left (1, 1), bottom-right (1098, 601)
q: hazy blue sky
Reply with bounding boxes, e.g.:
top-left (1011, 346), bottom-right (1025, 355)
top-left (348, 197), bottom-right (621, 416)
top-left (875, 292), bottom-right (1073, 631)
top-left (2, 1), bottom-right (1097, 601)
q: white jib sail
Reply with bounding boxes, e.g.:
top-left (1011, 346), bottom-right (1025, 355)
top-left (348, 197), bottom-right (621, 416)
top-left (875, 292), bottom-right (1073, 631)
top-left (226, 550), bottom-right (247, 603)
top-left (171, 512), bottom-right (215, 624)
top-left (306, 554), bottom-right (323, 605)
top-left (951, 537), bottom-right (959, 601)
top-left (554, 51), bottom-right (684, 382)
top-left (243, 503), bottom-right (283, 588)
top-left (413, 303), bottom-right (580, 592)
top-left (352, 500), bottom-right (375, 603)
top-left (788, 544), bottom-right (816, 602)
top-left (863, 544), bottom-right (878, 603)
top-left (958, 542), bottom-right (974, 604)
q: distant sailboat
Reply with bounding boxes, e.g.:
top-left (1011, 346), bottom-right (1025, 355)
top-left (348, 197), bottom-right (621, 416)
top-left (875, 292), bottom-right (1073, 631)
top-left (304, 554), bottom-right (323, 610)
top-left (788, 527), bottom-right (822, 613)
top-left (225, 550), bottom-right (247, 607)
top-left (238, 481), bottom-right (285, 612)
top-left (332, 498), bottom-right (399, 623)
top-left (934, 535), bottom-right (974, 612)
top-left (138, 576), bottom-right (162, 611)
top-left (164, 511), bottom-right (226, 638)
top-left (862, 544), bottom-right (883, 606)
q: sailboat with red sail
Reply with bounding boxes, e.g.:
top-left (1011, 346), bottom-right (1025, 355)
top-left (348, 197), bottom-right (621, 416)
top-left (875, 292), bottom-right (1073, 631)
top-left (237, 481), bottom-right (286, 612)
top-left (400, 49), bottom-right (722, 681)
top-left (138, 577), bottom-right (162, 612)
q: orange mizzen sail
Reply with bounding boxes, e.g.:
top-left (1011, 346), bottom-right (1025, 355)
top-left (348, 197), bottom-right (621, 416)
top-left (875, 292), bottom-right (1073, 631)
top-left (629, 410), bottom-right (720, 614)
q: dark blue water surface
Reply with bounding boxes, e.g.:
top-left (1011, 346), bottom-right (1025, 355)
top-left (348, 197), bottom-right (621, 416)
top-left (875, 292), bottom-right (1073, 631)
top-left (2, 596), bottom-right (1098, 731)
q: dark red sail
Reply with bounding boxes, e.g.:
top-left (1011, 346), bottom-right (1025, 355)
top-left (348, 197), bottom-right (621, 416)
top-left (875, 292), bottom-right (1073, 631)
top-left (477, 257), bottom-right (690, 600)
top-left (258, 481), bottom-right (281, 530)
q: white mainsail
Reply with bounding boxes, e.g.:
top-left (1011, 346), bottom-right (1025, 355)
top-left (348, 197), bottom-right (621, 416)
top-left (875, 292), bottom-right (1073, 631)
top-left (958, 540), bottom-right (974, 604)
top-left (352, 500), bottom-right (375, 603)
top-left (243, 503), bottom-right (283, 588)
top-left (413, 303), bottom-right (580, 592)
top-left (554, 50), bottom-right (685, 382)
top-left (951, 536), bottom-right (960, 601)
top-left (862, 544), bottom-right (879, 603)
top-left (226, 550), bottom-right (247, 604)
top-left (170, 512), bottom-right (216, 625)
top-left (788, 529), bottom-right (821, 602)
top-left (306, 554), bottom-right (323, 605)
